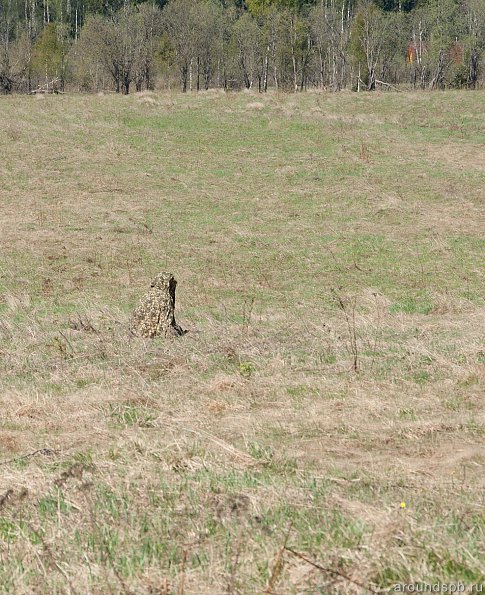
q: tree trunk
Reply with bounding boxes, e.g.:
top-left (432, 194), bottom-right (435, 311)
top-left (145, 60), bottom-right (152, 90)
top-left (469, 50), bottom-right (478, 88)
top-left (204, 65), bottom-right (210, 90)
top-left (122, 74), bottom-right (130, 94)
top-left (263, 44), bottom-right (269, 92)
top-left (241, 55), bottom-right (251, 89)
top-left (429, 50), bottom-right (445, 90)
top-left (291, 39), bottom-right (298, 92)
top-left (181, 63), bottom-right (188, 92)
top-left (367, 67), bottom-right (375, 91)
top-left (318, 48), bottom-right (324, 89)
top-left (272, 34), bottom-right (278, 90)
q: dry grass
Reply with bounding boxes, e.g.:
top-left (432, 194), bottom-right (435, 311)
top-left (0, 89), bottom-right (484, 594)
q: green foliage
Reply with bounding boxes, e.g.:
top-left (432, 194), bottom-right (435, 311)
top-left (0, 518), bottom-right (18, 543)
top-left (239, 361), bottom-right (254, 378)
top-left (107, 403), bottom-right (157, 428)
top-left (373, 0), bottom-right (418, 11)
top-left (246, 0), bottom-right (305, 16)
top-left (38, 490), bottom-right (73, 517)
top-left (349, 9), bottom-right (368, 81)
top-left (31, 23), bottom-right (69, 85)
top-left (389, 297), bottom-right (434, 315)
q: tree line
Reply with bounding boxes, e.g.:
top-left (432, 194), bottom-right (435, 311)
top-left (0, 0), bottom-right (483, 94)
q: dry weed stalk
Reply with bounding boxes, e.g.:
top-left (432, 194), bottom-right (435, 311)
top-left (227, 527), bottom-right (243, 594)
top-left (284, 546), bottom-right (378, 593)
top-left (0, 448), bottom-right (59, 467)
top-left (359, 142), bottom-right (371, 163)
top-left (366, 291), bottom-right (383, 373)
top-left (161, 578), bottom-right (170, 595)
top-left (81, 489), bottom-right (132, 595)
top-left (26, 522), bottom-right (77, 593)
top-left (178, 548), bottom-right (188, 595)
top-left (264, 522), bottom-right (292, 594)
top-left (331, 288), bottom-right (359, 373)
top-left (241, 295), bottom-right (255, 338)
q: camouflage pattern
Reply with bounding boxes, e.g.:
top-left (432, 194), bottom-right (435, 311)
top-left (130, 272), bottom-right (185, 338)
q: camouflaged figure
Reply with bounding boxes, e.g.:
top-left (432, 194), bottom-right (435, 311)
top-left (130, 272), bottom-right (185, 338)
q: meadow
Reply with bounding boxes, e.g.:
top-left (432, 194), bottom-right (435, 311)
top-left (0, 89), bottom-right (484, 593)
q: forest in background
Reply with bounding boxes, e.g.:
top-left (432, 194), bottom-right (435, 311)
top-left (0, 0), bottom-right (483, 94)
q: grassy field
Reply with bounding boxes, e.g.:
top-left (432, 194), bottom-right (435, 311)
top-left (0, 88), bottom-right (484, 594)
